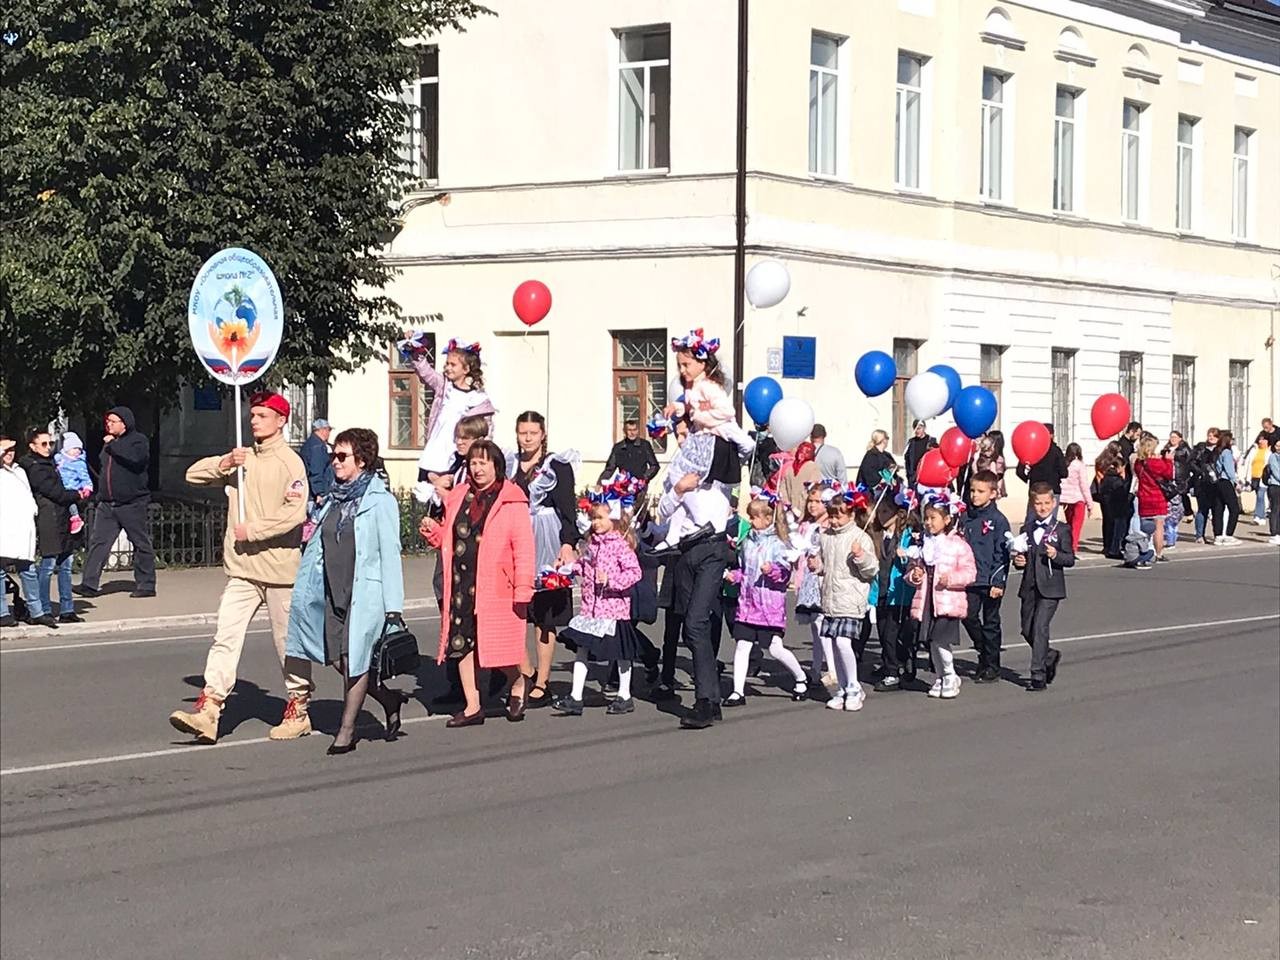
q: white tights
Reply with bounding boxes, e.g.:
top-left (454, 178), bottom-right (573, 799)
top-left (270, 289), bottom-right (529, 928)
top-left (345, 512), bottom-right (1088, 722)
top-left (809, 618), bottom-right (834, 680)
top-left (570, 650), bottom-right (632, 700)
top-left (831, 634), bottom-right (860, 693)
top-left (732, 636), bottom-right (806, 696)
top-left (930, 639), bottom-right (955, 678)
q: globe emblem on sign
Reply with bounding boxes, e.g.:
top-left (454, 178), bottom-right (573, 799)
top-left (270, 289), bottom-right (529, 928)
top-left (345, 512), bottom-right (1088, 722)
top-left (212, 287), bottom-right (258, 345)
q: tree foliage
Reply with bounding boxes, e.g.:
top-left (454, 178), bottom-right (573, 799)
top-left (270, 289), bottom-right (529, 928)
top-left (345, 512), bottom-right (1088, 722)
top-left (1, 0), bottom-right (485, 430)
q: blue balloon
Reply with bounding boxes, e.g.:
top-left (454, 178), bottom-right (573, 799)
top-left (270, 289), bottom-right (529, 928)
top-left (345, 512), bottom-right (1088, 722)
top-left (928, 364), bottom-right (962, 413)
top-left (953, 385), bottom-right (998, 438)
top-left (855, 350), bottom-right (896, 398)
top-left (743, 376), bottom-right (784, 426)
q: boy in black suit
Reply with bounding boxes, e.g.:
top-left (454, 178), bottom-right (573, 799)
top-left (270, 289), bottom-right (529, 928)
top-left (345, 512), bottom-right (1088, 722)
top-left (1013, 481), bottom-right (1075, 691)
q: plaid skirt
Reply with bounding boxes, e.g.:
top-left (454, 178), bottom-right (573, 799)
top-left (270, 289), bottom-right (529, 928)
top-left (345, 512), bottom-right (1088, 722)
top-left (820, 616), bottom-right (862, 639)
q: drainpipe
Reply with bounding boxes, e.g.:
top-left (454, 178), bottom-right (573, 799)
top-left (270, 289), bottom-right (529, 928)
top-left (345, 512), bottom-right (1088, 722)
top-left (732, 0), bottom-right (749, 420)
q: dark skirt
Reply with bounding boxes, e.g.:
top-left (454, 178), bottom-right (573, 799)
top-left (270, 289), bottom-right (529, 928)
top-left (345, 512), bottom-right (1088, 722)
top-left (820, 616), bottom-right (862, 639)
top-left (559, 618), bottom-right (646, 663)
top-left (528, 588), bottom-right (572, 628)
top-left (732, 622), bottom-right (783, 646)
top-left (706, 435), bottom-right (742, 485)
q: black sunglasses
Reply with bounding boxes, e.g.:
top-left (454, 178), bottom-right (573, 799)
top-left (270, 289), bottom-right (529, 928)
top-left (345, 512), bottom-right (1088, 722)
top-left (330, 451), bottom-right (352, 463)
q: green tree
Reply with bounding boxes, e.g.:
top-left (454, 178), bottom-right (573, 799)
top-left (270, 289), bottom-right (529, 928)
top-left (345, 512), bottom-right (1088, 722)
top-left (0, 0), bottom-right (485, 431)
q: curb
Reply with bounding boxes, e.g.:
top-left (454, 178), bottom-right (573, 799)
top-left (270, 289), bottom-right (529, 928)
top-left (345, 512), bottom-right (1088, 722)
top-left (0, 597), bottom-right (437, 643)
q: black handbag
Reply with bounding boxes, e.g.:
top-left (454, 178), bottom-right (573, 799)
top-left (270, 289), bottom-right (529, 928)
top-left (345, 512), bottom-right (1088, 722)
top-left (373, 616), bottom-right (420, 680)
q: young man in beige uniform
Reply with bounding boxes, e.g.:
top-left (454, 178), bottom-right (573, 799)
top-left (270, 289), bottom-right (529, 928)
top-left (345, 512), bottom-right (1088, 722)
top-left (169, 392), bottom-right (315, 743)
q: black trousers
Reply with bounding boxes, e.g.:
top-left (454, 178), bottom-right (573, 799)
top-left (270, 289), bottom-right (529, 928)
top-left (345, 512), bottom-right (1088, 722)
top-left (1212, 479), bottom-right (1239, 537)
top-left (81, 499), bottom-right (156, 591)
top-left (963, 589), bottom-right (1003, 669)
top-left (876, 603), bottom-right (915, 675)
top-left (1019, 590), bottom-right (1059, 682)
top-left (1269, 486), bottom-right (1280, 537)
top-left (672, 537), bottom-right (731, 704)
top-left (1194, 481), bottom-right (1217, 537)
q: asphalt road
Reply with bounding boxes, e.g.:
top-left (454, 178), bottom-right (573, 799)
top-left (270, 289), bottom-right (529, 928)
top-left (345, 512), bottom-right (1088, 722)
top-left (2, 548), bottom-right (1278, 960)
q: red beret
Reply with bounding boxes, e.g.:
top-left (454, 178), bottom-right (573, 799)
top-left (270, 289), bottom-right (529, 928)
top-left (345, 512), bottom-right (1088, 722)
top-left (248, 391), bottom-right (290, 418)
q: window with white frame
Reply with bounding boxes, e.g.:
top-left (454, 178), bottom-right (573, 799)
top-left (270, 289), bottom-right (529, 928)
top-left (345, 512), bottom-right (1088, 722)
top-left (1228, 360), bottom-right (1249, 443)
top-left (617, 26), bottom-right (670, 172)
top-left (612, 331), bottom-right (668, 452)
top-left (404, 46), bottom-right (438, 182)
top-left (1121, 100), bottom-right (1145, 222)
top-left (1053, 85), bottom-right (1079, 212)
top-left (1171, 355), bottom-right (1195, 439)
top-left (896, 52), bottom-right (925, 189)
top-left (1051, 348), bottom-right (1075, 444)
top-left (809, 33), bottom-right (841, 176)
top-left (980, 69), bottom-right (1009, 201)
top-left (892, 338), bottom-right (922, 448)
top-left (283, 380), bottom-right (330, 447)
top-left (1118, 351), bottom-right (1143, 423)
top-left (1233, 126), bottom-right (1253, 240)
top-left (1176, 114), bottom-right (1198, 231)
top-left (980, 344), bottom-right (1005, 426)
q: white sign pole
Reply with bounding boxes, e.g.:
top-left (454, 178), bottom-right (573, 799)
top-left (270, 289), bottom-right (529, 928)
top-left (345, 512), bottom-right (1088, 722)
top-left (232, 346), bottom-right (246, 523)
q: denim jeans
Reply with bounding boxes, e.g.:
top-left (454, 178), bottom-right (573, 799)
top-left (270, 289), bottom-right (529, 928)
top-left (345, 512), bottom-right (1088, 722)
top-left (1164, 497), bottom-right (1184, 546)
top-left (38, 553), bottom-right (75, 616)
top-left (1253, 485), bottom-right (1268, 522)
top-left (18, 564), bottom-right (46, 618)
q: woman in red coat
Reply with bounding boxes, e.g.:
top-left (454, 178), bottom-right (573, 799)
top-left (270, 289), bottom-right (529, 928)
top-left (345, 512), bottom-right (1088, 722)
top-left (1133, 434), bottom-right (1174, 563)
top-left (422, 440), bottom-right (535, 727)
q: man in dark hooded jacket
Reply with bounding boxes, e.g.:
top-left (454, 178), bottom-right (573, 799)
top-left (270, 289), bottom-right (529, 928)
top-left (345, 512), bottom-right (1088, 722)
top-left (76, 406), bottom-right (157, 598)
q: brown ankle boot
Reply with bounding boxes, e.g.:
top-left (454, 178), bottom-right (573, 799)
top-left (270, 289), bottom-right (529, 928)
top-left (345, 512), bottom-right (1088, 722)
top-left (169, 691), bottom-right (222, 744)
top-left (268, 694), bottom-right (312, 740)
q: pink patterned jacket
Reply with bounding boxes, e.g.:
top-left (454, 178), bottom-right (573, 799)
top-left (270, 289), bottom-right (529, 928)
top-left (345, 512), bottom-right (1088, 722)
top-left (572, 532), bottom-right (642, 621)
top-left (910, 531), bottom-right (977, 621)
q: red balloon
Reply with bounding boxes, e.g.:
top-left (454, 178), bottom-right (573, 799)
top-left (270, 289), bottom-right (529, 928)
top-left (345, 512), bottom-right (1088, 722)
top-left (1091, 393), bottom-right (1131, 440)
top-left (939, 427), bottom-right (974, 469)
top-left (1011, 421), bottom-right (1052, 466)
top-left (513, 280), bottom-right (552, 327)
top-left (916, 448), bottom-right (954, 487)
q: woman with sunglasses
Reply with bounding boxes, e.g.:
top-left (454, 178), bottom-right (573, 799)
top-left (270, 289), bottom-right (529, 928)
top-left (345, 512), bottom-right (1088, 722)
top-left (286, 428), bottom-right (409, 754)
top-left (19, 429), bottom-right (89, 626)
top-left (0, 437), bottom-right (39, 628)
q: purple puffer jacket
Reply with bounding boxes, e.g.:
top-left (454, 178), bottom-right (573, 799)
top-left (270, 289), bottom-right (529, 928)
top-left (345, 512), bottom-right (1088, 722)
top-left (572, 531), bottom-right (642, 621)
top-left (728, 529), bottom-right (792, 630)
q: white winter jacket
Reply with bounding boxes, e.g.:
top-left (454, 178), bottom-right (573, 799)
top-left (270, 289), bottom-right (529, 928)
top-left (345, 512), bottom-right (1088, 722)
top-left (0, 464), bottom-right (38, 562)
top-left (817, 522), bottom-right (880, 618)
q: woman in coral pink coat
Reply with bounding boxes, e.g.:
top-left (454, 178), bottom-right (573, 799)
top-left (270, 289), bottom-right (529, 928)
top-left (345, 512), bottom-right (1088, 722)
top-left (423, 440), bottom-right (535, 728)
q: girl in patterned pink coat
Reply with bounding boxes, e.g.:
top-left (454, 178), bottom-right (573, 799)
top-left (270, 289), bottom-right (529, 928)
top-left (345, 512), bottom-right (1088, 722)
top-left (722, 498), bottom-right (809, 706)
top-left (907, 493), bottom-right (977, 701)
top-left (553, 502), bottom-right (644, 716)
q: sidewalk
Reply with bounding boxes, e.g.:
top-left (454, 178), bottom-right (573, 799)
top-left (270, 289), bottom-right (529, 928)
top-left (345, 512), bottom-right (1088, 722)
top-left (1, 554), bottom-right (439, 640)
top-left (2, 519), bottom-right (1275, 642)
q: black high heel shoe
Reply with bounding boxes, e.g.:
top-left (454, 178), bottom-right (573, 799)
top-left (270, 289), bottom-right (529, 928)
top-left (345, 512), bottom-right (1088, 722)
top-left (327, 737), bottom-right (359, 756)
top-left (382, 689), bottom-right (411, 741)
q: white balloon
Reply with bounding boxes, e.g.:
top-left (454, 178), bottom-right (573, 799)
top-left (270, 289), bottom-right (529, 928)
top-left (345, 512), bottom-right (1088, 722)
top-left (745, 260), bottom-right (791, 309)
top-left (768, 397), bottom-right (815, 451)
top-left (905, 371), bottom-right (949, 421)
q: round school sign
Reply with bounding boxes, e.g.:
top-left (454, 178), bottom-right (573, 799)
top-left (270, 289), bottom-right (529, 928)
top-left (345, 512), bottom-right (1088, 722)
top-left (188, 247), bottom-right (283, 386)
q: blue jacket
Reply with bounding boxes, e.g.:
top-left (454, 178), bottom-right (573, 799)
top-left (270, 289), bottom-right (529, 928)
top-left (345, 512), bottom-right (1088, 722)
top-left (960, 501), bottom-right (1012, 589)
top-left (875, 529), bottom-right (917, 608)
top-left (299, 433), bottom-right (333, 500)
top-left (1217, 448), bottom-right (1238, 485)
top-left (286, 475), bottom-right (405, 676)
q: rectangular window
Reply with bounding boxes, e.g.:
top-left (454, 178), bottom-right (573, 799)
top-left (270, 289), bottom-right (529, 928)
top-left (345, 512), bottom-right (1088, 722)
top-left (1176, 114), bottom-right (1197, 231)
top-left (892, 338), bottom-right (922, 448)
top-left (282, 380), bottom-right (329, 447)
top-left (407, 46), bottom-right (439, 181)
top-left (1118, 351), bottom-right (1143, 423)
top-left (388, 336), bottom-right (436, 449)
top-left (980, 69), bottom-right (1007, 201)
top-left (980, 344), bottom-right (1005, 425)
top-left (1228, 360), bottom-right (1249, 443)
top-left (809, 33), bottom-right (841, 176)
top-left (617, 26), bottom-right (671, 172)
top-left (895, 52), bottom-right (925, 189)
top-left (1171, 355), bottom-right (1195, 439)
top-left (1233, 126), bottom-right (1253, 240)
top-left (1053, 86), bottom-right (1078, 212)
top-left (613, 330), bottom-right (668, 451)
top-left (1121, 100), bottom-right (1144, 222)
top-left (1051, 348), bottom-right (1076, 445)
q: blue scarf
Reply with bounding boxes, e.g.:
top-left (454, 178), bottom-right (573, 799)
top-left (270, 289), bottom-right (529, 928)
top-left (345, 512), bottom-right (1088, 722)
top-left (327, 470), bottom-right (373, 540)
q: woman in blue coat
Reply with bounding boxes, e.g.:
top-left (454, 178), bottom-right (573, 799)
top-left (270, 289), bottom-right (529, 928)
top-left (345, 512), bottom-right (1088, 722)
top-left (287, 428), bottom-right (408, 755)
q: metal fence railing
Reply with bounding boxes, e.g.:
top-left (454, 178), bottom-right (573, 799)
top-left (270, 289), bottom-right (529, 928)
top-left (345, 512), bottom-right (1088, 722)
top-left (86, 496), bottom-right (228, 571)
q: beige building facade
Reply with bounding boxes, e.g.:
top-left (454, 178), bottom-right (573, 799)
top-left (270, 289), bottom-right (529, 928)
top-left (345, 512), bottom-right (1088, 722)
top-left (229, 0), bottom-right (1278, 493)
